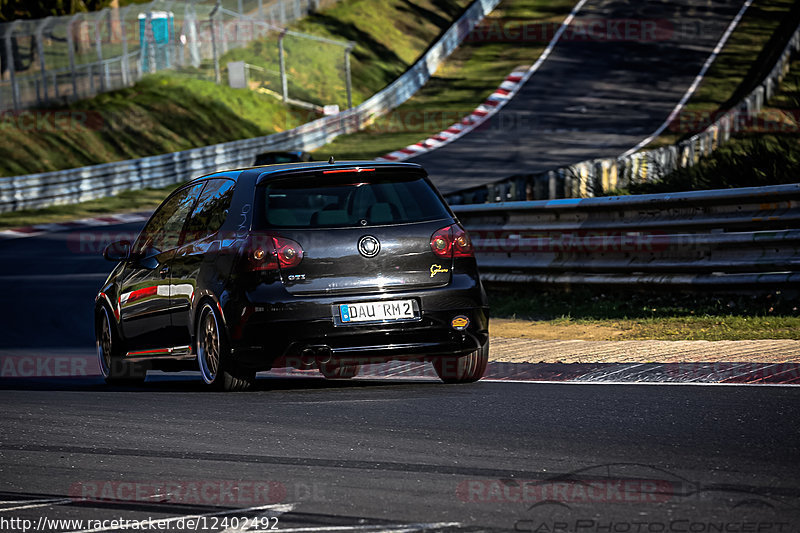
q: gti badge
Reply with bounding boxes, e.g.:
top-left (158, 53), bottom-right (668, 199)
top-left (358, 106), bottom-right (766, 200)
top-left (358, 235), bottom-right (380, 258)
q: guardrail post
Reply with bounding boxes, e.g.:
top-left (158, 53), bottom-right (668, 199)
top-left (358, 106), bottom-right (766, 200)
top-left (610, 160), bottom-right (619, 191)
top-left (720, 113), bottom-right (730, 144)
top-left (758, 86), bottom-right (765, 112)
top-left (548, 170), bottom-right (557, 199)
top-left (666, 146), bottom-right (678, 176)
top-left (620, 159), bottom-right (631, 189)
top-left (558, 168), bottom-right (569, 198)
top-left (593, 161), bottom-right (604, 196)
top-left (508, 179), bottom-right (517, 201)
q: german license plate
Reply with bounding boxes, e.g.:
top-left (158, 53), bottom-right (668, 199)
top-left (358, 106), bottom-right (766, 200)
top-left (339, 300), bottom-right (416, 324)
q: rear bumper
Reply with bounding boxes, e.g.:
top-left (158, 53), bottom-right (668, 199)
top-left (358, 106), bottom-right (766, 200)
top-left (224, 275), bottom-right (488, 370)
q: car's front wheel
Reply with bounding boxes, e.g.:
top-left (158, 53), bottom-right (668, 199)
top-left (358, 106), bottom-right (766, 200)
top-left (95, 306), bottom-right (146, 385)
top-left (196, 303), bottom-right (255, 391)
top-left (433, 339), bottom-right (489, 384)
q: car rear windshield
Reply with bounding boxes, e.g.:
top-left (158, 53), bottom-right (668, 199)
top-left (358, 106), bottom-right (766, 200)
top-left (257, 172), bottom-right (451, 228)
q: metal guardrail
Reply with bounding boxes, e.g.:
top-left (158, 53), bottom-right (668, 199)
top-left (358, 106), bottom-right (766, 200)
top-left (0, 0), bottom-right (500, 213)
top-left (453, 183), bottom-right (800, 287)
top-left (445, 21), bottom-right (800, 205)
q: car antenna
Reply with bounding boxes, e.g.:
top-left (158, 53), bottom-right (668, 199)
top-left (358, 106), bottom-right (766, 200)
top-left (328, 156), bottom-right (335, 164)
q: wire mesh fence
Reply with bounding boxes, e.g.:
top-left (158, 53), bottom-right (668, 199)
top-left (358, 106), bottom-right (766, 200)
top-left (0, 0), bottom-right (341, 113)
top-left (225, 27), bottom-right (353, 112)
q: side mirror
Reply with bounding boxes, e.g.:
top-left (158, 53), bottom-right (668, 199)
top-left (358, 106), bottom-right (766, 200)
top-left (103, 240), bottom-right (132, 262)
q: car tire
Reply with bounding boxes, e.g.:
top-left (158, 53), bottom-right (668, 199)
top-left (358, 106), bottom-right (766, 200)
top-left (95, 305), bottom-right (146, 385)
top-left (196, 303), bottom-right (255, 392)
top-left (433, 339), bottom-right (489, 384)
top-left (319, 362), bottom-right (360, 379)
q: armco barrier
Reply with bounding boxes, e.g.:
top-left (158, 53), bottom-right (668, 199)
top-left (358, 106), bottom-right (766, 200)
top-left (445, 21), bottom-right (800, 205)
top-left (453, 183), bottom-right (800, 287)
top-left (0, 0), bottom-right (500, 213)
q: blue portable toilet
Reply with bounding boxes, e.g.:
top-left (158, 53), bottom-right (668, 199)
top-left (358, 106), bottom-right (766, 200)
top-left (139, 11), bottom-right (175, 72)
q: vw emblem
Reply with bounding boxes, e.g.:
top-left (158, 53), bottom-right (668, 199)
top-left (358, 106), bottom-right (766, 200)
top-left (358, 235), bottom-right (380, 258)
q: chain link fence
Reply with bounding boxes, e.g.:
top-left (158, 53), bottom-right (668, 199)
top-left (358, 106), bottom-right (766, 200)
top-left (0, 0), bottom-right (338, 113)
top-left (225, 26), bottom-right (354, 112)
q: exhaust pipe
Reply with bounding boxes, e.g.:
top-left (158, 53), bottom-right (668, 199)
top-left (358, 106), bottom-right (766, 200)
top-left (314, 347), bottom-right (333, 366)
top-left (299, 348), bottom-right (317, 369)
top-left (295, 345), bottom-right (333, 368)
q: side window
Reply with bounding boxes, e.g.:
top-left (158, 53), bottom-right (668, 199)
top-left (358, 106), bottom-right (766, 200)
top-left (136, 183), bottom-right (204, 254)
top-left (183, 179), bottom-right (235, 243)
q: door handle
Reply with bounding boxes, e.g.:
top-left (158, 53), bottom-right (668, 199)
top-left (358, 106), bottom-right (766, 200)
top-left (159, 266), bottom-right (169, 278)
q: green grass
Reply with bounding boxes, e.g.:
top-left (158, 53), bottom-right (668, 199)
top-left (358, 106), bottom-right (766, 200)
top-left (313, 0), bottom-right (576, 160)
top-left (0, 73), bottom-right (307, 177)
top-left (488, 286), bottom-right (800, 340)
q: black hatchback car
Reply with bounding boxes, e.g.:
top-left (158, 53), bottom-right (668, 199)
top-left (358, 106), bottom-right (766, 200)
top-left (95, 161), bottom-right (489, 390)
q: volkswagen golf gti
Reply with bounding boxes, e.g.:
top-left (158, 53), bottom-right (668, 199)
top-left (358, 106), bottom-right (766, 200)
top-left (95, 161), bottom-right (489, 390)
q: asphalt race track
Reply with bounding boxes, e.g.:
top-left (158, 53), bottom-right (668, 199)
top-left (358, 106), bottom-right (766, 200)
top-left (2, 0), bottom-right (799, 528)
top-left (1, 378), bottom-right (800, 532)
top-left (1, 214), bottom-right (799, 532)
top-left (415, 0), bottom-right (748, 193)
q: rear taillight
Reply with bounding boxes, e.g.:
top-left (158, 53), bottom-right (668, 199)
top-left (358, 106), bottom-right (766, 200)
top-left (242, 235), bottom-right (304, 271)
top-left (273, 236), bottom-right (304, 268)
top-left (430, 225), bottom-right (474, 258)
